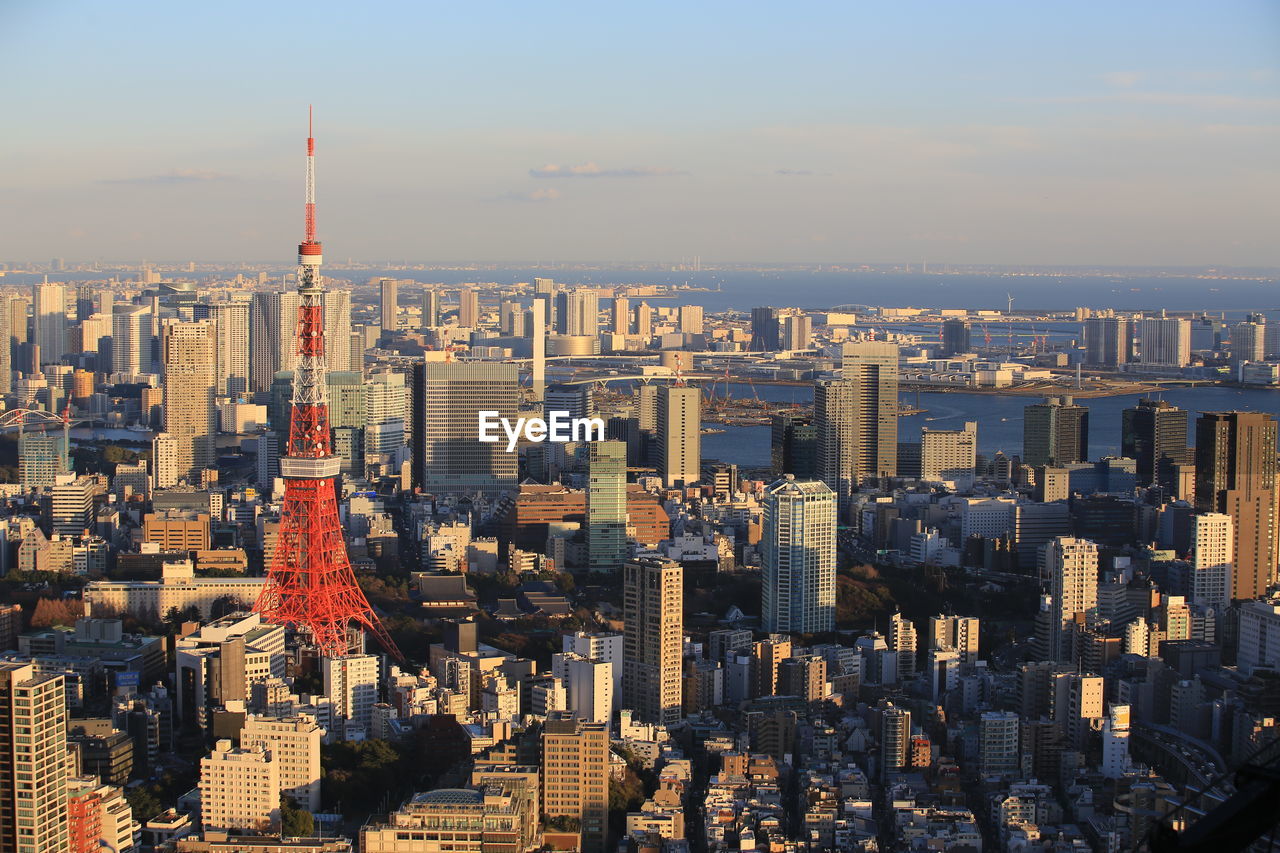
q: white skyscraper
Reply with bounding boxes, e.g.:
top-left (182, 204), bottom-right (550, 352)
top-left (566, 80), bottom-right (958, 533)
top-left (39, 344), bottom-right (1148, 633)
top-left (198, 300), bottom-right (251, 396)
top-left (1139, 312), bottom-right (1191, 367)
top-left (761, 476), bottom-right (837, 634)
top-left (552, 652), bottom-right (613, 725)
top-left (111, 303), bottom-right (153, 376)
top-left (1100, 704), bottom-right (1131, 779)
top-left (322, 654), bottom-right (379, 740)
top-left (33, 281), bottom-right (66, 368)
top-left (887, 611), bottom-right (918, 679)
top-left (1190, 512), bottom-right (1232, 611)
top-left (250, 289), bottom-right (351, 392)
top-left (1045, 536), bottom-right (1099, 662)
top-left (240, 714), bottom-right (322, 811)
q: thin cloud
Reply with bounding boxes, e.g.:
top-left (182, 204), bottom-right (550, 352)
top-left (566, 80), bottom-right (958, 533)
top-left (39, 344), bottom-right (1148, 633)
top-left (1019, 92), bottom-right (1280, 109)
top-left (103, 169), bottom-right (234, 185)
top-left (493, 187), bottom-right (562, 203)
top-left (529, 162), bottom-right (685, 178)
top-left (775, 168), bottom-right (833, 176)
top-left (1101, 71), bottom-right (1144, 88)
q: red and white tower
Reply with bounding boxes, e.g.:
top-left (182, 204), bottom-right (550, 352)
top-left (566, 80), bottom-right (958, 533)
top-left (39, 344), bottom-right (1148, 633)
top-left (254, 110), bottom-right (403, 661)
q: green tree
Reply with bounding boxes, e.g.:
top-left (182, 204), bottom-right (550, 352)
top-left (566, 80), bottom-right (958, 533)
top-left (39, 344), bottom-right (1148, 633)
top-left (281, 796), bottom-right (315, 837)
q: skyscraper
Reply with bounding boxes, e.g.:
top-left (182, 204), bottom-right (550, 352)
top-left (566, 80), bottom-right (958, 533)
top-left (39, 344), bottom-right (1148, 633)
top-left (879, 702), bottom-right (911, 781)
top-left (761, 476), bottom-right (836, 634)
top-left (1083, 317), bottom-right (1133, 366)
top-left (816, 341), bottom-right (899, 503)
top-left (770, 413), bottom-right (817, 479)
top-left (678, 304), bottom-right (703, 336)
top-left (656, 383), bottom-right (701, 487)
top-left (1023, 396), bottom-right (1088, 467)
top-left (782, 314), bottom-right (811, 350)
top-left (195, 301), bottom-right (251, 396)
top-left (33, 280), bottom-right (66, 369)
top-left (542, 713), bottom-right (609, 853)
top-left (458, 288), bottom-right (480, 327)
top-left (421, 288), bottom-right (440, 329)
top-left (1232, 314), bottom-right (1267, 380)
top-left (1139, 312), bottom-right (1191, 367)
top-left (1121, 397), bottom-right (1189, 487)
top-left (364, 369), bottom-right (408, 470)
top-left (623, 556), bottom-right (683, 726)
top-left (633, 301), bottom-right (653, 340)
top-left (1045, 536), bottom-right (1099, 662)
top-left (587, 440), bottom-right (628, 572)
top-left (0, 662), bottom-right (69, 851)
top-left (1190, 512), bottom-right (1232, 612)
top-left (1195, 411), bottom-right (1279, 599)
top-left (161, 319), bottom-right (217, 483)
top-left (750, 306), bottom-right (780, 351)
top-left (378, 277), bottom-right (398, 333)
top-left (939, 318), bottom-right (971, 357)
top-left (111, 303), bottom-right (153, 376)
top-left (411, 361), bottom-right (520, 496)
top-left (250, 289), bottom-right (351, 392)
top-left (556, 289), bottom-right (599, 337)
top-left (199, 739), bottom-right (280, 834)
top-left (610, 296), bottom-right (629, 335)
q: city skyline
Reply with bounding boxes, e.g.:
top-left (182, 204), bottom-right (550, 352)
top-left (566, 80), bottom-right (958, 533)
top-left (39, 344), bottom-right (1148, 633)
top-left (3, 2), bottom-right (1278, 267)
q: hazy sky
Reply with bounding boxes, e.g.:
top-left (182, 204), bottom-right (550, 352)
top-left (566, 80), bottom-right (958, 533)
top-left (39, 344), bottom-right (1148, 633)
top-left (2, 1), bottom-right (1278, 267)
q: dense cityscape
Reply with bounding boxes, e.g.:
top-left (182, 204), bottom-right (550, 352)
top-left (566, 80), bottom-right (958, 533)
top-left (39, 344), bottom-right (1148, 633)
top-left (0, 122), bottom-right (1278, 852)
top-left (5, 3), bottom-right (1279, 852)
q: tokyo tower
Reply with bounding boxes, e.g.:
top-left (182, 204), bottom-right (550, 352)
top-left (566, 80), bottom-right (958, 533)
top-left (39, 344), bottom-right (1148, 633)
top-left (254, 110), bottom-right (403, 662)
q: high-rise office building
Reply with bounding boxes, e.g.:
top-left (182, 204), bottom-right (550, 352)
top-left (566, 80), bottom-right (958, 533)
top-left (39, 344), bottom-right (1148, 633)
top-left (1121, 397), bottom-right (1189, 487)
top-left (1023, 396), bottom-right (1088, 467)
top-left (761, 476), bottom-right (837, 634)
top-left (1084, 317), bottom-right (1133, 366)
top-left (587, 441), bottom-right (628, 572)
top-left (544, 383), bottom-right (594, 421)
top-left (249, 290), bottom-right (351, 392)
top-left (1045, 536), bottom-right (1099, 662)
top-left (421, 288), bottom-right (440, 329)
top-left (194, 301), bottom-right (251, 396)
top-left (411, 361), bottom-right (520, 496)
top-left (111, 303), bottom-right (153, 376)
top-left (33, 281), bottom-right (66, 369)
top-left (0, 662), bottom-right (69, 852)
top-left (1195, 411), bottom-right (1279, 599)
top-left (1139, 312), bottom-right (1192, 367)
top-left (920, 421), bottom-right (977, 488)
top-left (750, 306), bottom-right (780, 351)
top-left (656, 384), bottom-right (701, 487)
top-left (782, 314), bottom-right (811, 350)
top-left (816, 341), bottom-right (899, 502)
top-left (458, 288), bottom-right (480, 328)
top-left (623, 556), bottom-right (683, 726)
top-left (610, 296), bottom-right (629, 335)
top-left (364, 369), bottom-right (408, 469)
top-left (161, 320), bottom-right (217, 482)
top-left (378, 277), bottom-right (398, 333)
top-left (542, 712), bottom-right (609, 853)
top-left (531, 296), bottom-right (547, 400)
top-left (940, 318), bottom-right (971, 356)
top-left (770, 413), bottom-right (817, 479)
top-left (1232, 314), bottom-right (1267, 380)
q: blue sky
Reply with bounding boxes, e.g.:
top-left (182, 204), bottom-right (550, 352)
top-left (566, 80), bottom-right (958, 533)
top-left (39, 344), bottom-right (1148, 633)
top-left (2, 1), bottom-right (1277, 266)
